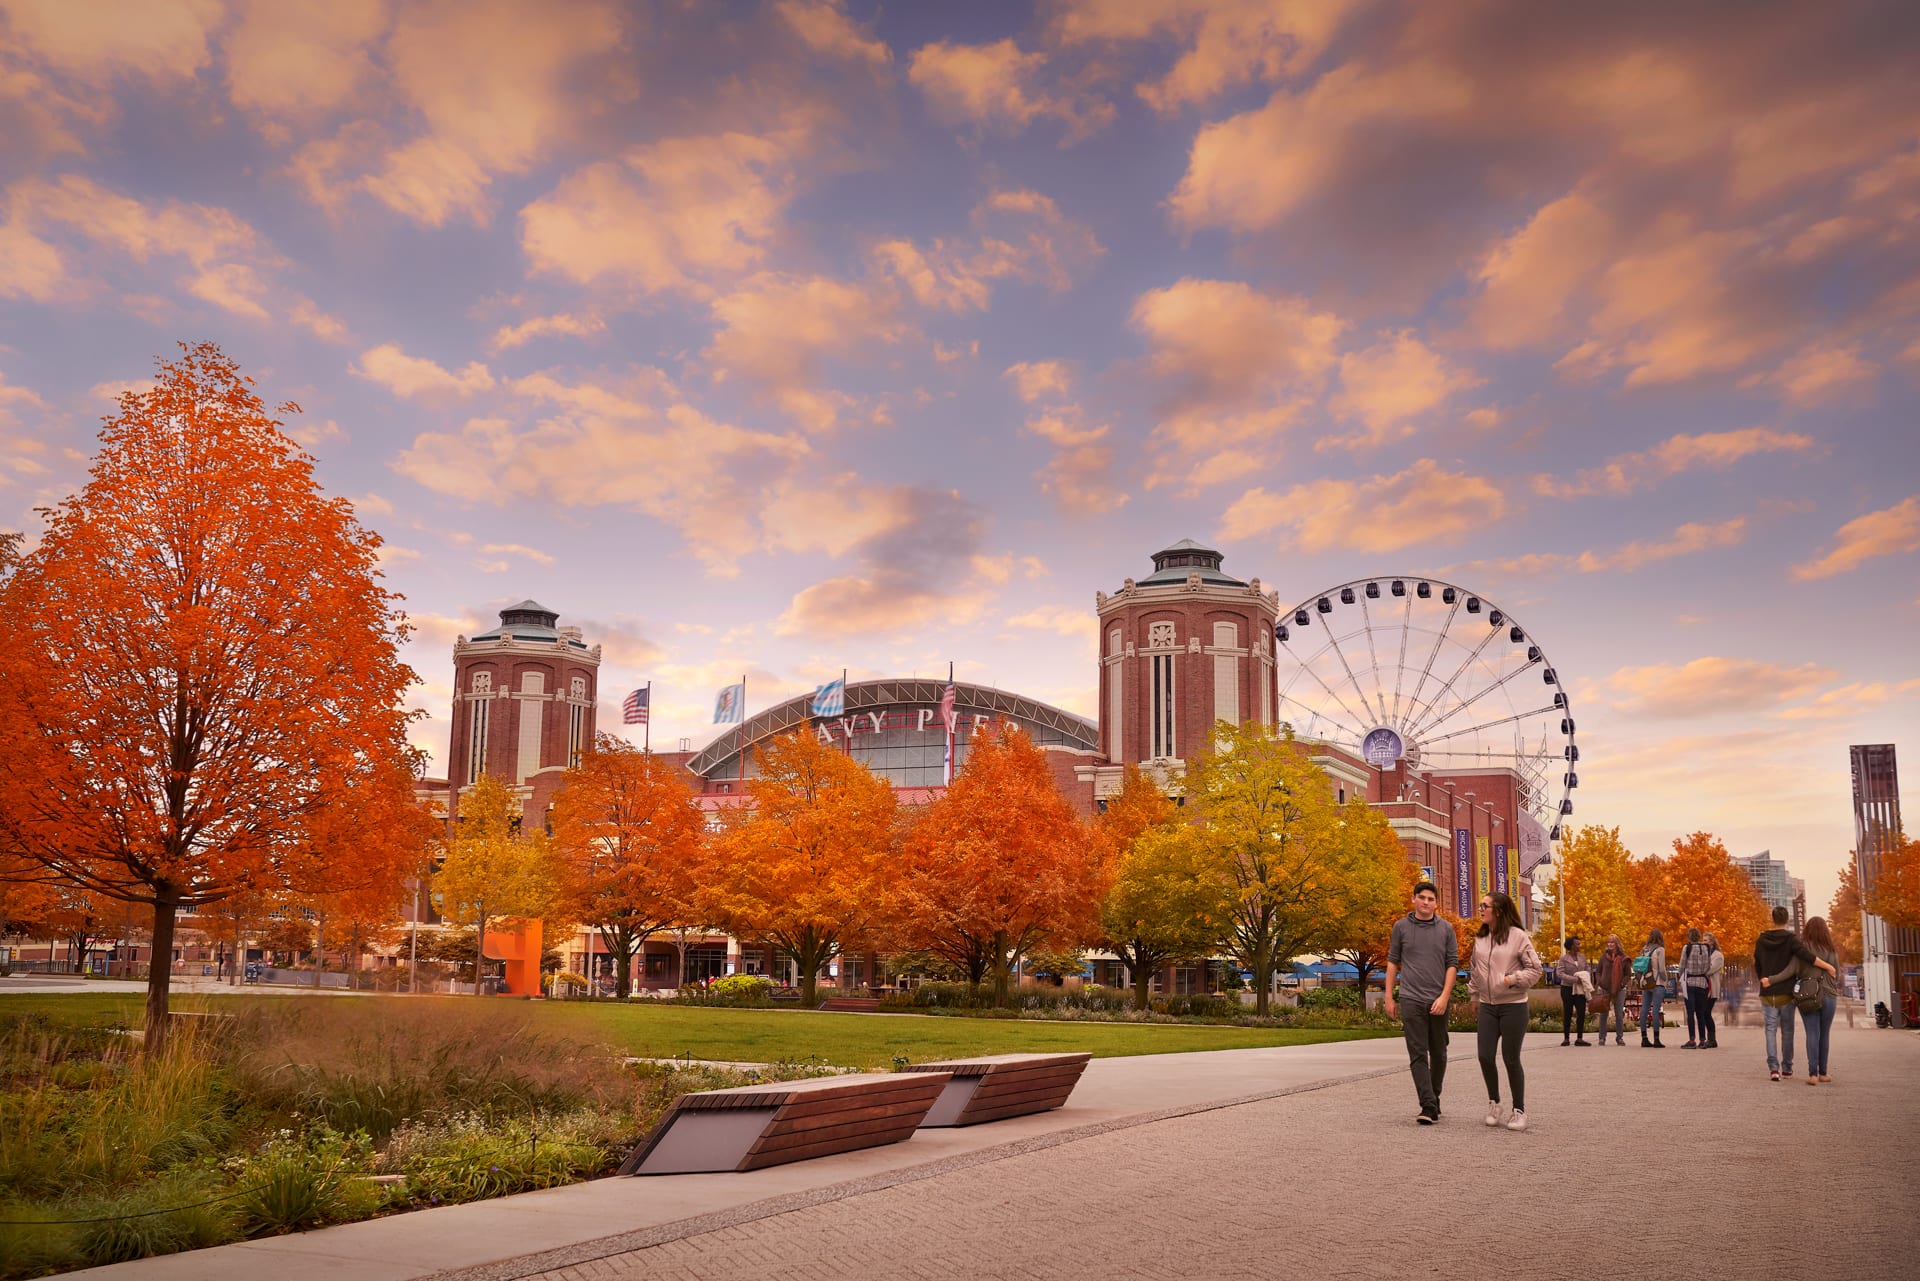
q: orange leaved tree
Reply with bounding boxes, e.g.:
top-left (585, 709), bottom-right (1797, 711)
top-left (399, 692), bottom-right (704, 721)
top-left (0, 343), bottom-right (421, 1048)
top-left (1635, 832), bottom-right (1772, 962)
top-left (1829, 854), bottom-right (1863, 963)
top-left (1532, 824), bottom-right (1642, 963)
top-left (700, 732), bottom-right (898, 1006)
top-left (1096, 766), bottom-right (1225, 1010)
top-left (1865, 833), bottom-right (1920, 931)
top-left (900, 726), bottom-right (1100, 1007)
top-left (551, 734), bottom-right (707, 997)
top-left (1323, 852), bottom-right (1423, 998)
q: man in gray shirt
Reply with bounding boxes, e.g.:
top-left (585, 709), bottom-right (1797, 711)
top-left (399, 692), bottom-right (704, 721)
top-left (1385, 881), bottom-right (1459, 1124)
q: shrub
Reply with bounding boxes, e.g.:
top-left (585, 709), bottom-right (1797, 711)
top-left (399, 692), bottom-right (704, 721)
top-left (379, 1110), bottom-right (619, 1206)
top-left (672, 975), bottom-right (774, 1008)
top-left (1298, 987), bottom-right (1363, 1011)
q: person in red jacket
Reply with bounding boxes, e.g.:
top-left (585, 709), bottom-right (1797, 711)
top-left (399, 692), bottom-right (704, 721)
top-left (1591, 934), bottom-right (1633, 1046)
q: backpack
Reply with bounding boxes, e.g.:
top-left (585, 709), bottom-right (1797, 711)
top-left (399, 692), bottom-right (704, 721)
top-left (1685, 944), bottom-right (1711, 979)
top-left (1630, 953), bottom-right (1652, 976)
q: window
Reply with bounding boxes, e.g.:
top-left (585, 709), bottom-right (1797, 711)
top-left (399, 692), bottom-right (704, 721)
top-left (1151, 652), bottom-right (1175, 758)
top-left (520, 670), bottom-right (545, 694)
top-left (468, 696), bottom-right (490, 783)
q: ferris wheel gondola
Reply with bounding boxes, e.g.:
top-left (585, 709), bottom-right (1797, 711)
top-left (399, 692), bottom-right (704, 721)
top-left (1272, 578), bottom-right (1576, 839)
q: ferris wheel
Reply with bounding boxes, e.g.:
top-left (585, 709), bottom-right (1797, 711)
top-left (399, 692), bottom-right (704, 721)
top-left (1272, 577), bottom-right (1577, 838)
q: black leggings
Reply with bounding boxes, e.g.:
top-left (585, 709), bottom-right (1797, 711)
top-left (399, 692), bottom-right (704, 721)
top-left (1478, 1001), bottom-right (1528, 1110)
top-left (1560, 987), bottom-right (1588, 1039)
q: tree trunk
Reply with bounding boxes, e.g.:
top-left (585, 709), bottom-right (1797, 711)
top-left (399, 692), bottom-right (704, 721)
top-left (1132, 945), bottom-right (1153, 1011)
top-left (1252, 947), bottom-right (1274, 1017)
top-left (990, 931), bottom-right (1012, 1008)
top-left (145, 897), bottom-right (177, 1054)
top-left (611, 926), bottom-right (633, 998)
top-left (314, 912), bottom-right (326, 987)
top-left (474, 908), bottom-right (488, 996)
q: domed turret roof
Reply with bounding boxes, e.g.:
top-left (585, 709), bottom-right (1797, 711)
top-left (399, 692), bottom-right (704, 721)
top-left (1137, 539), bottom-right (1246, 587)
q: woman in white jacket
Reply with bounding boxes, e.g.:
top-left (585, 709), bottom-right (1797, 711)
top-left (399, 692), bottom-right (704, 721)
top-left (1472, 891), bottom-right (1543, 1131)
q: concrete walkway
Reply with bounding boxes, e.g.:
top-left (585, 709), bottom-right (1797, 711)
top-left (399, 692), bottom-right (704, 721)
top-left (66, 1025), bottom-right (1920, 1281)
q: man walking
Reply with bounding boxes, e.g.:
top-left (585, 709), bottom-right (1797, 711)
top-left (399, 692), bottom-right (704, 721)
top-left (1386, 881), bottom-right (1459, 1124)
top-left (1753, 905), bottom-right (1827, 1080)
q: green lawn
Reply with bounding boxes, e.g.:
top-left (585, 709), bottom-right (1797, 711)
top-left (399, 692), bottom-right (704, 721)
top-left (0, 993), bottom-right (1393, 1070)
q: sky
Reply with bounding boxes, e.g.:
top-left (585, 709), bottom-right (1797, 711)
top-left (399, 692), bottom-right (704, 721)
top-left (2, 0), bottom-right (1916, 914)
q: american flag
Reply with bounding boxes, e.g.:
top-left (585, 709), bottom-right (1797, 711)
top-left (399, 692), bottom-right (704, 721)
top-left (940, 678), bottom-right (957, 784)
top-left (622, 687), bottom-right (649, 725)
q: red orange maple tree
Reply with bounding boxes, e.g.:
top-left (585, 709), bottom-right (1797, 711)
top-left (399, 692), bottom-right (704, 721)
top-left (0, 343), bottom-right (423, 1046)
top-left (1865, 833), bottom-right (1920, 931)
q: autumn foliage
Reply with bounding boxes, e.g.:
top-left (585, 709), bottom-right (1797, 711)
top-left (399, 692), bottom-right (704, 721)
top-left (1631, 831), bottom-right (1772, 961)
top-left (434, 774), bottom-right (557, 993)
top-left (0, 343), bottom-right (423, 1045)
top-left (899, 726), bottom-right (1100, 1006)
top-left (1533, 825), bottom-right (1642, 962)
top-left (701, 732), bottom-right (899, 1006)
top-left (550, 734), bottom-right (707, 997)
top-left (1828, 854), bottom-right (1863, 963)
top-left (1864, 832), bottom-right (1920, 932)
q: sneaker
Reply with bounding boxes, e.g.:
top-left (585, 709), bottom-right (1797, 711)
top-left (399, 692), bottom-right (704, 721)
top-left (1416, 1109), bottom-right (1437, 1125)
top-left (1485, 1101), bottom-right (1502, 1127)
top-left (1769, 1070), bottom-right (1780, 1081)
top-left (1682, 1041), bottom-right (1697, 1049)
top-left (1574, 1038), bottom-right (1591, 1046)
top-left (1782, 1067), bottom-right (1793, 1078)
top-left (1505, 1110), bottom-right (1527, 1132)
top-left (1819, 1074), bottom-right (1832, 1083)
top-left (1616, 1037), bottom-right (1625, 1046)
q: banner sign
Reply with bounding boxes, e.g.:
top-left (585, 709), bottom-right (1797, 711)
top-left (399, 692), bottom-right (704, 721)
top-left (1477, 836), bottom-right (1490, 899)
top-left (1493, 842), bottom-right (1508, 894)
top-left (1517, 811), bottom-right (1551, 873)
top-left (1506, 844), bottom-right (1520, 897)
top-left (1455, 829), bottom-right (1472, 916)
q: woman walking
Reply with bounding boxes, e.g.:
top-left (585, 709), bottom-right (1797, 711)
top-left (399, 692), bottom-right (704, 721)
top-left (1760, 917), bottom-right (1841, 1085)
top-left (1638, 927), bottom-right (1669, 1047)
top-left (1700, 932), bottom-right (1725, 1047)
top-left (1593, 934), bottom-right (1632, 1046)
top-left (1555, 937), bottom-right (1592, 1046)
top-left (1472, 891), bottom-right (1542, 1131)
top-left (1679, 928), bottom-right (1715, 1048)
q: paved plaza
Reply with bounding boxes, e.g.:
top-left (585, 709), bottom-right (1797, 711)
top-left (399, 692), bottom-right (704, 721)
top-left (62, 1019), bottom-right (1919, 1281)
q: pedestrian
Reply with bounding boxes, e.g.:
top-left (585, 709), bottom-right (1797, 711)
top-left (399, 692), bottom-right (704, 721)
top-left (1637, 928), bottom-right (1668, 1047)
top-left (1723, 966), bottom-right (1745, 1028)
top-left (1760, 916), bottom-right (1841, 1085)
top-left (1385, 880), bottom-right (1459, 1125)
top-left (1700, 932), bottom-right (1725, 1047)
top-left (1555, 936), bottom-right (1592, 1046)
top-left (1471, 891), bottom-right (1542, 1131)
top-left (1592, 934), bottom-right (1632, 1046)
top-left (1753, 905), bottom-right (1836, 1080)
top-left (1678, 928), bottom-right (1716, 1048)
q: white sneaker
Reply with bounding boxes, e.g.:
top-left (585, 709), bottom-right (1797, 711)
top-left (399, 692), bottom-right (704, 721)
top-left (1485, 1101), bottom-right (1503, 1127)
top-left (1505, 1110), bottom-right (1527, 1132)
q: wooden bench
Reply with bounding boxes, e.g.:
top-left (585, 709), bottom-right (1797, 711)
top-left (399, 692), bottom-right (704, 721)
top-left (816, 995), bottom-right (882, 1012)
top-left (900, 1052), bottom-right (1091, 1127)
top-left (619, 1071), bottom-right (952, 1175)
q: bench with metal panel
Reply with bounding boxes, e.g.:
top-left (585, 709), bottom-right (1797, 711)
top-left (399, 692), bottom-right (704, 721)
top-left (620, 1070), bottom-right (952, 1175)
top-left (900, 1052), bottom-right (1091, 1127)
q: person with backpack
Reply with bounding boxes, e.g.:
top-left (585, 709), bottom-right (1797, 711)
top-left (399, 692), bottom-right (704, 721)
top-left (1760, 916), bottom-right (1840, 1085)
top-left (1679, 928), bottom-right (1716, 1048)
top-left (1700, 932), bottom-right (1725, 1047)
top-left (1471, 891), bottom-right (1542, 1131)
top-left (1592, 934), bottom-right (1632, 1046)
top-left (1753, 905), bottom-right (1837, 1080)
top-left (1636, 927), bottom-right (1668, 1047)
top-left (1554, 936), bottom-right (1592, 1046)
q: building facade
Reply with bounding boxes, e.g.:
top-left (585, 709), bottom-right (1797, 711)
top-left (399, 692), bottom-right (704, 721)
top-left (1852, 744), bottom-right (1912, 1021)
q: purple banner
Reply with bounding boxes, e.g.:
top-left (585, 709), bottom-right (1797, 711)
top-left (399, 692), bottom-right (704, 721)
top-left (1455, 829), bottom-right (1472, 917)
top-left (1494, 842), bottom-right (1508, 894)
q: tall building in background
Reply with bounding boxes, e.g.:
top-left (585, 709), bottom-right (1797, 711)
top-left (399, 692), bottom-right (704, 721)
top-left (1851, 744), bottom-right (1910, 1021)
top-left (1735, 851), bottom-right (1798, 918)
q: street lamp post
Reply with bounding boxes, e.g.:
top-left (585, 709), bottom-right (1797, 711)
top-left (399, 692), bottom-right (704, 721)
top-left (408, 878), bottom-right (420, 995)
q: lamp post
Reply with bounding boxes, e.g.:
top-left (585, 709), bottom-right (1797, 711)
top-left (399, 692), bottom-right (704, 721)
top-left (408, 877), bottom-right (420, 995)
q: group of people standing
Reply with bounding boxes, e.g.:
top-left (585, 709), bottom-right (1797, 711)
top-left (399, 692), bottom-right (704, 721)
top-left (1383, 888), bottom-right (1849, 1132)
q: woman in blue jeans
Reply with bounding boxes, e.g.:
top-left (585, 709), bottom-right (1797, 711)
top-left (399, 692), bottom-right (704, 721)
top-left (1637, 927), bottom-right (1668, 1047)
top-left (1761, 917), bottom-right (1840, 1084)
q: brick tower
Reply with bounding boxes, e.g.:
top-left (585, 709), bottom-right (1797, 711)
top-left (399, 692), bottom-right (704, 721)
top-left (446, 600), bottom-right (601, 823)
top-left (1092, 540), bottom-right (1279, 790)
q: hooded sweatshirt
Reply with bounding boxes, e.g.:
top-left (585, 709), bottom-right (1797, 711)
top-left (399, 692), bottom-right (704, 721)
top-left (1752, 928), bottom-right (1816, 1006)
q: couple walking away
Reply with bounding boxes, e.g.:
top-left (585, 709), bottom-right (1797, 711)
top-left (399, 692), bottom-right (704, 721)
top-left (1385, 882), bottom-right (1540, 1131)
top-left (1755, 907), bottom-right (1841, 1083)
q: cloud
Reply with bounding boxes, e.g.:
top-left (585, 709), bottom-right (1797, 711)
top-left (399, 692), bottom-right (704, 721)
top-left (1327, 329), bottom-right (1483, 448)
top-left (1748, 342), bottom-right (1877, 406)
top-left (1606, 657), bottom-right (1836, 718)
top-left (775, 488), bottom-right (992, 638)
top-left (1470, 190), bottom-right (1614, 349)
top-left (872, 190), bottom-right (1103, 313)
top-left (225, 0), bottom-right (387, 124)
top-left (488, 312), bottom-right (605, 352)
top-left (1532, 426), bottom-right (1814, 498)
top-left (392, 370), bottom-right (811, 572)
top-left (1, 0), bottom-right (219, 84)
top-left (907, 38), bottom-right (1111, 140)
top-left (1004, 604), bottom-right (1097, 642)
top-left (1049, 0), bottom-right (1356, 113)
top-left (1004, 360), bottom-right (1073, 402)
top-left (1219, 459), bottom-right (1507, 553)
top-left (704, 272), bottom-right (909, 430)
top-left (286, 417), bottom-right (347, 450)
top-left (1775, 678), bottom-right (1920, 722)
top-left (775, 0), bottom-right (890, 68)
top-left (353, 343), bottom-right (496, 399)
top-left (1130, 278), bottom-right (1344, 488)
top-left (1462, 517), bottom-right (1749, 576)
top-left (1024, 409), bottom-right (1128, 516)
top-left (1790, 495), bottom-right (1920, 581)
top-left (479, 542), bottom-right (556, 566)
top-left (520, 130), bottom-right (796, 296)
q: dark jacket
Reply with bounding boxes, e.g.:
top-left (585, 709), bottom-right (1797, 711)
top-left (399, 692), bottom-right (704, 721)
top-left (1752, 928), bottom-right (1816, 999)
top-left (1594, 948), bottom-right (1632, 997)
